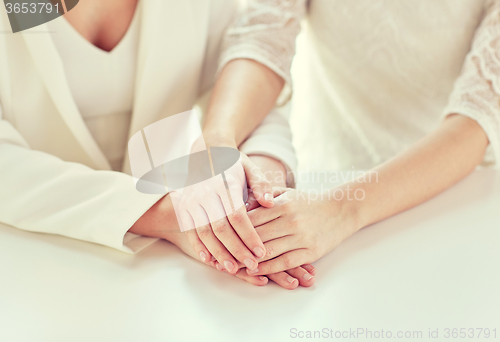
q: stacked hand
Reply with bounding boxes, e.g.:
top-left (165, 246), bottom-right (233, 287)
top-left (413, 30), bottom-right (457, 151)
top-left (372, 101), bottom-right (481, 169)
top-left (245, 187), bottom-right (357, 276)
top-left (132, 153), bottom-right (327, 289)
top-left (173, 153), bottom-right (317, 289)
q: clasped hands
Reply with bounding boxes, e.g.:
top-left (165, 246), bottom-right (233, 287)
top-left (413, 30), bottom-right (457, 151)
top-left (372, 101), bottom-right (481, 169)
top-left (168, 152), bottom-right (355, 289)
top-left (167, 153), bottom-right (314, 289)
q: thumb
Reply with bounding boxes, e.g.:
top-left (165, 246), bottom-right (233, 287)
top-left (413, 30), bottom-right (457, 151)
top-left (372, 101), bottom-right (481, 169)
top-left (241, 155), bottom-right (274, 208)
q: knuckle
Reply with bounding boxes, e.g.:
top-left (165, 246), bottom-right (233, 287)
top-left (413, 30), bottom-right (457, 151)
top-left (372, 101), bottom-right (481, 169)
top-left (211, 248), bottom-right (226, 260)
top-left (211, 221), bottom-right (227, 235)
top-left (197, 226), bottom-right (212, 239)
top-left (230, 247), bottom-right (245, 258)
top-left (265, 245), bottom-right (274, 258)
top-left (283, 255), bottom-right (294, 269)
top-left (288, 214), bottom-right (299, 228)
top-left (228, 210), bottom-right (244, 225)
top-left (308, 248), bottom-right (319, 261)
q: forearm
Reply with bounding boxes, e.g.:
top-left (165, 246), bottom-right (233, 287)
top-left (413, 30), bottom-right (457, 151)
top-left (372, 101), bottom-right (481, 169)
top-left (202, 59), bottom-right (284, 147)
top-left (341, 114), bottom-right (489, 232)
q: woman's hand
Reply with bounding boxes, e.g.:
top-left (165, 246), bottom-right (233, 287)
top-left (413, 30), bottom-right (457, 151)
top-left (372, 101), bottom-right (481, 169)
top-left (245, 187), bottom-right (360, 276)
top-left (166, 227), bottom-right (316, 289)
top-left (176, 152), bottom-right (275, 275)
top-left (130, 193), bottom-right (315, 289)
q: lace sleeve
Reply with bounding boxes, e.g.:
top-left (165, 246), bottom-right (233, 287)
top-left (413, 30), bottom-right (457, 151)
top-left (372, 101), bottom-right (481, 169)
top-left (218, 0), bottom-right (306, 105)
top-left (443, 0), bottom-right (500, 168)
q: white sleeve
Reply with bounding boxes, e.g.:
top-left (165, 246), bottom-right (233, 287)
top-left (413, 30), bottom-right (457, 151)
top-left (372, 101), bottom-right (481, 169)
top-left (239, 102), bottom-right (297, 187)
top-left (443, 0), bottom-right (500, 168)
top-left (0, 109), bottom-right (164, 253)
top-left (214, 0), bottom-right (304, 186)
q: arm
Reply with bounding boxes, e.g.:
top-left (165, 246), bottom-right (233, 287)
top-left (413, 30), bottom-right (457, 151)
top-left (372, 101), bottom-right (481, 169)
top-left (202, 58), bottom-right (284, 149)
top-left (0, 115), bottom-right (163, 253)
top-left (203, 0), bottom-right (306, 186)
top-left (180, 0), bottom-right (305, 273)
top-left (245, 1), bottom-right (500, 276)
top-left (246, 109), bottom-right (490, 277)
top-left (346, 114), bottom-right (488, 232)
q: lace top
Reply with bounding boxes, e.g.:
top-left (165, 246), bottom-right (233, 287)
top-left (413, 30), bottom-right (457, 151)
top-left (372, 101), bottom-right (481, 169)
top-left (219, 0), bottom-right (306, 105)
top-left (444, 0), bottom-right (500, 167)
top-left (222, 0), bottom-right (500, 170)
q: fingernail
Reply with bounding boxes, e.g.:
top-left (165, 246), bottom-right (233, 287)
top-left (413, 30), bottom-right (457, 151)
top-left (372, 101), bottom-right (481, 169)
top-left (245, 202), bottom-right (250, 211)
top-left (199, 251), bottom-right (207, 262)
top-left (287, 276), bottom-right (297, 284)
top-left (259, 276), bottom-right (268, 282)
top-left (244, 258), bottom-right (258, 270)
top-left (253, 247), bottom-right (265, 259)
top-left (248, 268), bottom-right (259, 274)
top-left (303, 273), bottom-right (314, 281)
top-left (216, 263), bottom-right (224, 271)
top-left (223, 260), bottom-right (234, 273)
top-left (211, 256), bottom-right (216, 262)
top-left (264, 193), bottom-right (274, 203)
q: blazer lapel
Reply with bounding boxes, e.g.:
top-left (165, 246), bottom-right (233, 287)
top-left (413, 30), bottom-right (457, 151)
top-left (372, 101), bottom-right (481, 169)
top-left (122, 0), bottom-right (210, 173)
top-left (22, 25), bottom-right (111, 170)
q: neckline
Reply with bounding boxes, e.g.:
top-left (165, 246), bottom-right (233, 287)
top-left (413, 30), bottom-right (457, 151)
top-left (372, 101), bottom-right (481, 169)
top-left (59, 3), bottom-right (141, 55)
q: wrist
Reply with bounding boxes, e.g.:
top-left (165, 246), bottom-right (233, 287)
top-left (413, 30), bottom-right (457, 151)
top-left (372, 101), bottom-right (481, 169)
top-left (202, 128), bottom-right (237, 149)
top-left (128, 194), bottom-right (180, 242)
top-left (328, 184), bottom-right (367, 235)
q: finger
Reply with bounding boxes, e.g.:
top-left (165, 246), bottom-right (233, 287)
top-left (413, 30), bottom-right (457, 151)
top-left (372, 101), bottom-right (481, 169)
top-left (271, 186), bottom-right (291, 198)
top-left (185, 229), bottom-right (212, 264)
top-left (215, 259), bottom-right (244, 271)
top-left (216, 179), bottom-right (266, 260)
top-left (247, 204), bottom-right (282, 228)
top-left (267, 272), bottom-right (299, 290)
top-left (196, 223), bottom-right (239, 275)
top-left (247, 249), bottom-right (311, 276)
top-left (234, 269), bottom-right (269, 287)
top-left (176, 206), bottom-right (196, 232)
top-left (254, 218), bottom-right (292, 243)
top-left (302, 264), bottom-right (316, 276)
top-left (245, 191), bottom-right (260, 211)
top-left (210, 215), bottom-right (260, 271)
top-left (285, 266), bottom-right (315, 287)
top-left (241, 155), bottom-right (274, 208)
top-left (222, 229), bottom-right (297, 268)
top-left (184, 205), bottom-right (212, 264)
top-left (226, 205), bottom-right (266, 259)
top-left (259, 235), bottom-right (298, 262)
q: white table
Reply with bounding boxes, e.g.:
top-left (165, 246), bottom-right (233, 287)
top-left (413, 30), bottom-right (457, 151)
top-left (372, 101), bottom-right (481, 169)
top-left (1, 170), bottom-right (499, 342)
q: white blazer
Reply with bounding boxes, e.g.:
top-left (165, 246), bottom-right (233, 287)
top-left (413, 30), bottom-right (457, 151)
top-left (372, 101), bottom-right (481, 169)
top-left (0, 0), bottom-right (296, 253)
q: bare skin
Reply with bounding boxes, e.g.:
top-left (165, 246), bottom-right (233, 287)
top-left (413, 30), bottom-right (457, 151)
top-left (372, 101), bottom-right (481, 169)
top-left (245, 115), bottom-right (489, 276)
top-left (63, 0), bottom-right (138, 52)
